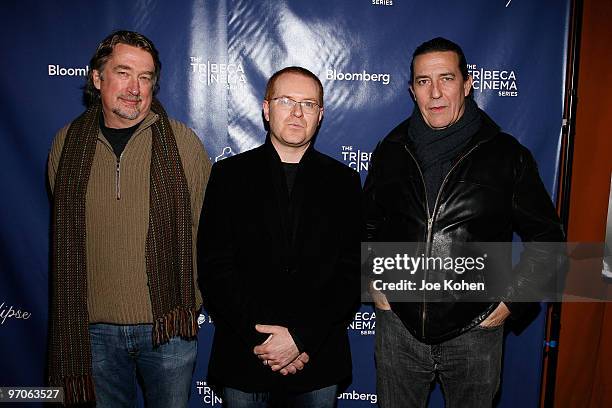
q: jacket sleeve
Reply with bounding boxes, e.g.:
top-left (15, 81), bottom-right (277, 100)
top-left (288, 170), bottom-right (363, 355)
top-left (507, 147), bottom-right (566, 319)
top-left (361, 143), bottom-right (389, 305)
top-left (197, 163), bottom-right (268, 348)
top-left (363, 142), bottom-right (384, 242)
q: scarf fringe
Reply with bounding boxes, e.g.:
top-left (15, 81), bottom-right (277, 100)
top-left (51, 374), bottom-right (96, 405)
top-left (153, 306), bottom-right (199, 346)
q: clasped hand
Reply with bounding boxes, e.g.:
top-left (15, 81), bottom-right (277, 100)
top-left (253, 324), bottom-right (310, 376)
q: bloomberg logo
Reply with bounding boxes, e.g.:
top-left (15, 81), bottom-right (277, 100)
top-left (48, 64), bottom-right (89, 77)
top-left (338, 389), bottom-right (378, 404)
top-left (326, 67), bottom-right (391, 85)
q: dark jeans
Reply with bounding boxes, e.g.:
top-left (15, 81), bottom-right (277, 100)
top-left (375, 309), bottom-right (503, 408)
top-left (89, 323), bottom-right (197, 408)
top-left (222, 385), bottom-right (338, 408)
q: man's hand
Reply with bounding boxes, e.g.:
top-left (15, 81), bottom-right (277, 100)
top-left (279, 352), bottom-right (310, 376)
top-left (369, 282), bottom-right (391, 310)
top-left (479, 302), bottom-right (510, 327)
top-left (253, 324), bottom-right (300, 371)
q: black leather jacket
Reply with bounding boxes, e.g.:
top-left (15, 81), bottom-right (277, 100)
top-left (364, 113), bottom-right (565, 344)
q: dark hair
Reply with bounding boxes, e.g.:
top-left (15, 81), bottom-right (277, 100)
top-left (410, 37), bottom-right (469, 83)
top-left (85, 30), bottom-right (161, 106)
top-left (264, 66), bottom-right (324, 106)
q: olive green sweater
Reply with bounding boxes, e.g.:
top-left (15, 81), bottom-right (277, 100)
top-left (48, 111), bottom-right (211, 324)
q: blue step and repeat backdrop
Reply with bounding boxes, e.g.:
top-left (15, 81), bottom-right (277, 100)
top-left (0, 0), bottom-right (570, 406)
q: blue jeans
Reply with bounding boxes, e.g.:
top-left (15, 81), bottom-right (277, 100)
top-left (375, 309), bottom-right (504, 408)
top-left (222, 385), bottom-right (338, 408)
top-left (89, 323), bottom-right (197, 408)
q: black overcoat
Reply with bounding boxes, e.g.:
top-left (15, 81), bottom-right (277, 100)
top-left (198, 139), bottom-right (362, 392)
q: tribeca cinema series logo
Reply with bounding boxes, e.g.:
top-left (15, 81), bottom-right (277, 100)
top-left (195, 380), bottom-right (222, 406)
top-left (341, 146), bottom-right (371, 173)
top-left (371, 0), bottom-right (393, 5)
top-left (467, 63), bottom-right (518, 97)
top-left (348, 310), bottom-right (376, 336)
top-left (190, 57), bottom-right (246, 89)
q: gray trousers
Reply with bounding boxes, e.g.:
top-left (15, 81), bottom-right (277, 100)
top-left (375, 309), bottom-right (504, 408)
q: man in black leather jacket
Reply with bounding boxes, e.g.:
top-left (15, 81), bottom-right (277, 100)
top-left (364, 37), bottom-right (565, 407)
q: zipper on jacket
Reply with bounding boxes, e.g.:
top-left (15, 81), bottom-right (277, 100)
top-left (403, 145), bottom-right (431, 338)
top-left (404, 141), bottom-right (484, 338)
top-left (115, 159), bottom-right (121, 200)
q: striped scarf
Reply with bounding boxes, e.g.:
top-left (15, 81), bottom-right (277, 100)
top-left (48, 99), bottom-right (198, 405)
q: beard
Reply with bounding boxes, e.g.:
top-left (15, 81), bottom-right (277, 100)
top-left (112, 105), bottom-right (140, 120)
top-left (112, 95), bottom-right (142, 120)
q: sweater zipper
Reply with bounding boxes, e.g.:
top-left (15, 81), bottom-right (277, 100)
top-left (404, 141), bottom-right (484, 339)
top-left (115, 150), bottom-right (126, 200)
top-left (115, 160), bottom-right (120, 200)
top-left (102, 121), bottom-right (148, 201)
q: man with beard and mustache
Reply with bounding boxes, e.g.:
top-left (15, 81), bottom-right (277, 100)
top-left (47, 30), bottom-right (211, 407)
